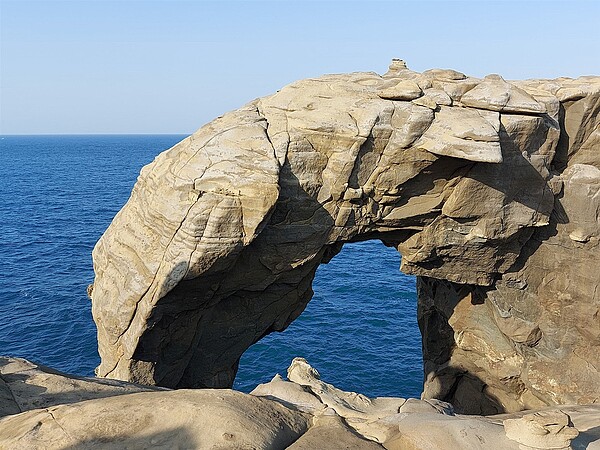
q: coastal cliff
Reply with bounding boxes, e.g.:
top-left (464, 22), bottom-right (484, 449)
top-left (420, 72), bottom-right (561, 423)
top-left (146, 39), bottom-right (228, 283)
top-left (88, 60), bottom-right (600, 414)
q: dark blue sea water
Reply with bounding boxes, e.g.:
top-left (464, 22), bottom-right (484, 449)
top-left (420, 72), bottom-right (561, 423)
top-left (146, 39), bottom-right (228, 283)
top-left (0, 135), bottom-right (422, 398)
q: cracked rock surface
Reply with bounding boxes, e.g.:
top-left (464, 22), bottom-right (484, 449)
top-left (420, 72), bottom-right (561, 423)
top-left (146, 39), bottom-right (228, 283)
top-left (0, 357), bottom-right (598, 449)
top-left (0, 356), bottom-right (160, 418)
top-left (89, 60), bottom-right (600, 414)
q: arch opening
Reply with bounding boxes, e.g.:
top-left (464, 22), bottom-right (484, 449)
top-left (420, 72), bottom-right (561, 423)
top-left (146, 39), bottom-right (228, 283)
top-left (234, 240), bottom-right (421, 398)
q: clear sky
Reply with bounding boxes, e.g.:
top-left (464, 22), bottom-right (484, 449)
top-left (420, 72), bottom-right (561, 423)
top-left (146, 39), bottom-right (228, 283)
top-left (1, 0), bottom-right (599, 134)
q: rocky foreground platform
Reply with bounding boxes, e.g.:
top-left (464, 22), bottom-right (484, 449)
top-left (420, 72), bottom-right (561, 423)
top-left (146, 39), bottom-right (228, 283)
top-left (1, 356), bottom-right (598, 449)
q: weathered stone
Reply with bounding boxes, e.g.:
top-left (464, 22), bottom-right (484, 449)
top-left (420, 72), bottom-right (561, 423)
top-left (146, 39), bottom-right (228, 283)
top-left (428, 77), bottom-right (481, 102)
top-left (413, 106), bottom-right (502, 162)
top-left (0, 389), bottom-right (309, 450)
top-left (251, 373), bottom-right (326, 414)
top-left (287, 358), bottom-right (406, 422)
top-left (412, 88), bottom-right (454, 110)
top-left (0, 357), bottom-right (159, 418)
top-left (288, 408), bottom-right (386, 450)
top-left (383, 58), bottom-right (419, 79)
top-left (422, 88), bottom-right (453, 106)
top-left (562, 164), bottom-right (600, 243)
top-left (422, 68), bottom-right (467, 81)
top-left (398, 397), bottom-right (454, 415)
top-left (1, 357), bottom-right (600, 449)
top-left (461, 74), bottom-right (547, 114)
top-left (88, 61), bottom-right (600, 416)
top-left (504, 410), bottom-right (579, 449)
top-left (383, 405), bottom-right (597, 450)
top-left (383, 413), bottom-right (519, 450)
top-left (378, 79), bottom-right (423, 101)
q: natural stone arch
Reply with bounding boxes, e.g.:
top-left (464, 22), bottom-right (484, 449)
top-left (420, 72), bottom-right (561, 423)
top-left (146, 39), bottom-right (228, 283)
top-left (234, 239), bottom-right (421, 397)
top-left (90, 61), bottom-right (600, 413)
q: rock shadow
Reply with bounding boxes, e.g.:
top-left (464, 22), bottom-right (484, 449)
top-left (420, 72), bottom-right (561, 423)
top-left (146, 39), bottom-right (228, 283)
top-left (573, 424), bottom-right (600, 450)
top-left (417, 277), bottom-right (507, 415)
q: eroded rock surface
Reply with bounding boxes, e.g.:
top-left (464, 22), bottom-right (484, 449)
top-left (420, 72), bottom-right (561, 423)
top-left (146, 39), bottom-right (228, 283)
top-left (0, 356), bottom-right (160, 418)
top-left (2, 357), bottom-right (598, 450)
top-left (503, 410), bottom-right (579, 449)
top-left (0, 387), bottom-right (309, 449)
top-left (90, 60), bottom-right (600, 413)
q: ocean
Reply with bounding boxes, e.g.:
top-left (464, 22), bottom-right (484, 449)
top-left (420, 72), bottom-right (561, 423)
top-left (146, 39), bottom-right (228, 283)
top-left (0, 135), bottom-right (423, 399)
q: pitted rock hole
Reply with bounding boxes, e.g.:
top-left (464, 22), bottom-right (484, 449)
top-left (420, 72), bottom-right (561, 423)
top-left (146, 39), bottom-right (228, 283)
top-left (234, 240), bottom-right (421, 398)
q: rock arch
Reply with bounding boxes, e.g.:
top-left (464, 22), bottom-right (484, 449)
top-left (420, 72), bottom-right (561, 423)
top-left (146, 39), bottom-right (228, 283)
top-left (234, 239), bottom-right (421, 397)
top-left (90, 61), bottom-right (600, 413)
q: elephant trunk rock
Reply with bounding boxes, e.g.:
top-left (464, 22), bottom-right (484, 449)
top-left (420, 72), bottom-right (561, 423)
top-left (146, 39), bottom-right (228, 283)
top-left (90, 61), bottom-right (600, 414)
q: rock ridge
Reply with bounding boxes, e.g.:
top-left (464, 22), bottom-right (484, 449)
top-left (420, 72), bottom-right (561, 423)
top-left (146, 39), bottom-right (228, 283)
top-left (1, 357), bottom-right (597, 449)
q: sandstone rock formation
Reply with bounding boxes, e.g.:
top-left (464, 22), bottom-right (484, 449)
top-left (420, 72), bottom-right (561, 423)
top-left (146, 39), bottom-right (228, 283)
top-left (1, 357), bottom-right (599, 449)
top-left (503, 410), bottom-right (579, 449)
top-left (0, 384), bottom-right (309, 449)
top-left (90, 59), bottom-right (600, 414)
top-left (0, 356), bottom-right (160, 418)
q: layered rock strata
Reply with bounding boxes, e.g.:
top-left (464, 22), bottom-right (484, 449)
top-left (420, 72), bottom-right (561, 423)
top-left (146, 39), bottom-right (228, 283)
top-left (0, 357), bottom-right (597, 449)
top-left (0, 356), bottom-right (160, 418)
top-left (90, 60), bottom-right (600, 413)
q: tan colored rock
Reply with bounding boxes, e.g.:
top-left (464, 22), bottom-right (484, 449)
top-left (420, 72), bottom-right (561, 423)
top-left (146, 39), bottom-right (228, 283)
top-left (0, 356), bottom-right (159, 418)
top-left (561, 164), bottom-right (600, 243)
top-left (288, 408), bottom-right (386, 450)
top-left (384, 102), bottom-right (435, 150)
top-left (287, 358), bottom-right (406, 422)
top-left (251, 373), bottom-right (326, 414)
top-left (1, 357), bottom-right (600, 450)
top-left (418, 83), bottom-right (600, 412)
top-left (504, 410), bottom-right (579, 449)
top-left (0, 389), bottom-right (309, 450)
top-left (461, 74), bottom-right (547, 113)
top-left (427, 76), bottom-right (481, 102)
top-left (383, 413), bottom-right (519, 450)
top-left (254, 359), bottom-right (410, 445)
top-left (411, 95), bottom-right (438, 110)
top-left (383, 58), bottom-right (419, 79)
top-left (381, 405), bottom-right (599, 450)
top-left (88, 61), bottom-right (600, 416)
top-left (413, 106), bottom-right (502, 162)
top-left (91, 103), bottom-right (282, 386)
top-left (411, 88), bottom-right (453, 110)
top-left (423, 89), bottom-right (453, 106)
top-left (398, 397), bottom-right (454, 415)
top-left (378, 79), bottom-right (423, 101)
top-left (422, 68), bottom-right (468, 81)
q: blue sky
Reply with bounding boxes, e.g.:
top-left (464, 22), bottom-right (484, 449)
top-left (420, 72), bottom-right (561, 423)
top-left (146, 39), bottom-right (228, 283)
top-left (1, 0), bottom-right (599, 134)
